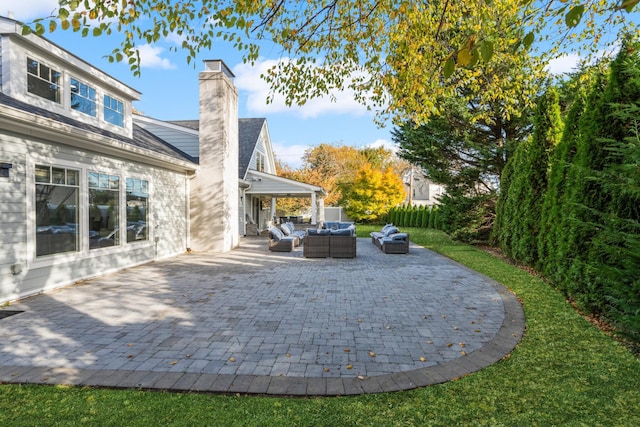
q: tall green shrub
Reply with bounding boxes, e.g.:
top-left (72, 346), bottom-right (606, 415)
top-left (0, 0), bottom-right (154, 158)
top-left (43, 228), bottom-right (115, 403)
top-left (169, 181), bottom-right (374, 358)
top-left (539, 84), bottom-right (589, 277)
top-left (495, 87), bottom-right (563, 263)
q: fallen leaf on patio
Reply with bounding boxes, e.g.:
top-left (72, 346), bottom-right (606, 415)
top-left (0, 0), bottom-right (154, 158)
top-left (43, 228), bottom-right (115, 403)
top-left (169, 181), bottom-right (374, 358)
top-left (386, 325), bottom-right (392, 330)
top-left (41, 377), bottom-right (48, 381)
top-left (186, 354), bottom-right (191, 358)
top-left (459, 342), bottom-right (466, 348)
top-left (278, 373), bottom-right (283, 377)
top-left (461, 350), bottom-right (467, 356)
top-left (127, 343), bottom-right (133, 347)
top-left (470, 321), bottom-right (475, 324)
top-left (357, 375), bottom-right (365, 380)
top-left (127, 354), bottom-right (134, 358)
top-left (475, 329), bottom-right (481, 333)
top-left (369, 351), bottom-right (376, 357)
top-left (344, 348), bottom-right (351, 353)
top-left (426, 340), bottom-right (433, 344)
top-left (358, 319), bottom-right (363, 323)
top-left (420, 357), bottom-right (427, 362)
top-left (286, 353), bottom-right (291, 358)
top-left (447, 343), bottom-right (453, 347)
top-left (324, 367), bottom-right (330, 372)
top-left (441, 315), bottom-right (446, 318)
top-left (170, 361), bottom-right (177, 365)
top-left (346, 364), bottom-right (353, 369)
top-left (453, 326), bottom-right (459, 330)
top-left (229, 357), bottom-right (236, 362)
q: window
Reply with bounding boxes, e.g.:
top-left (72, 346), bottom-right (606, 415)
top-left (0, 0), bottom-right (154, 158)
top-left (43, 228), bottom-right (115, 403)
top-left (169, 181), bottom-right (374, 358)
top-left (104, 94), bottom-right (124, 127)
top-left (35, 165), bottom-right (79, 256)
top-left (70, 78), bottom-right (97, 116)
top-left (88, 172), bottom-right (120, 250)
top-left (27, 58), bottom-right (61, 103)
top-left (126, 178), bottom-right (149, 243)
top-left (256, 152), bottom-right (265, 172)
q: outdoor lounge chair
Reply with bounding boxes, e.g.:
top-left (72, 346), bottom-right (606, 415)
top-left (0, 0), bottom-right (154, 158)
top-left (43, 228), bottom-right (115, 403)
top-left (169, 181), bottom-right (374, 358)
top-left (268, 227), bottom-right (297, 252)
top-left (370, 224), bottom-right (398, 244)
top-left (379, 233), bottom-right (410, 254)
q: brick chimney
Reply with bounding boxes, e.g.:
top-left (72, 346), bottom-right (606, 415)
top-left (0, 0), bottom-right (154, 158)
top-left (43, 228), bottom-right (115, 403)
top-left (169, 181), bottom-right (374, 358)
top-left (190, 60), bottom-right (239, 252)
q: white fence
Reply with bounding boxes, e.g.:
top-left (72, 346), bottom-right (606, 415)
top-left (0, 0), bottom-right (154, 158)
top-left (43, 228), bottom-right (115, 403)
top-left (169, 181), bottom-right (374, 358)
top-left (323, 207), bottom-right (353, 223)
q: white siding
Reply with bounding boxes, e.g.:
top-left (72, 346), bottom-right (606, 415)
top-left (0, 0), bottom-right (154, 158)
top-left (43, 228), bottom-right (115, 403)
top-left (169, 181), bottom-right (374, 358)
top-left (134, 118), bottom-right (199, 158)
top-left (0, 130), bottom-right (189, 304)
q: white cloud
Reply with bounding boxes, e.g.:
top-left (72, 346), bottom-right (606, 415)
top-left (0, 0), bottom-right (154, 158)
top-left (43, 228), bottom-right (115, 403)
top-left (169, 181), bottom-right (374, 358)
top-left (5, 1), bottom-right (59, 21)
top-left (271, 142), bottom-right (311, 168)
top-left (137, 44), bottom-right (175, 70)
top-left (367, 138), bottom-right (397, 153)
top-left (233, 58), bottom-right (371, 119)
top-left (545, 53), bottom-right (582, 75)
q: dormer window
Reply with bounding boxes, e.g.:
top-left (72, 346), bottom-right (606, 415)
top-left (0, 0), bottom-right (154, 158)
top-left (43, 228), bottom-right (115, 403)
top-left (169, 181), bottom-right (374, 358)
top-left (27, 57), bottom-right (61, 103)
top-left (70, 78), bottom-right (97, 117)
top-left (104, 94), bottom-right (124, 127)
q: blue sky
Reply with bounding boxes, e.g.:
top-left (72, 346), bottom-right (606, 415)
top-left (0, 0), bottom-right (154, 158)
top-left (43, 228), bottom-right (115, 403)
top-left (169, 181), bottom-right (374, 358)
top-left (9, 1), bottom-right (400, 168)
top-left (8, 2), bottom-right (599, 168)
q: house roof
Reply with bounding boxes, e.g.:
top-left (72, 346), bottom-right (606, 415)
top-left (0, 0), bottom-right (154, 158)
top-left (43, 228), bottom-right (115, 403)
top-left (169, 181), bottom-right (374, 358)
top-left (165, 117), bottom-right (267, 179)
top-left (0, 92), bottom-right (196, 165)
top-left (238, 118), bottom-right (266, 179)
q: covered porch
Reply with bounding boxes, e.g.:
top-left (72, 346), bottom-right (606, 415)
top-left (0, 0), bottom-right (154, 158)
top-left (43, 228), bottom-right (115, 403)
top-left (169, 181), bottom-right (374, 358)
top-left (241, 170), bottom-right (326, 235)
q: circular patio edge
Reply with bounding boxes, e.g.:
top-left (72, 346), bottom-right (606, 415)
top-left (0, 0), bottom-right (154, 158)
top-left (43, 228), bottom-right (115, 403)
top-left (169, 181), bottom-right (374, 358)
top-left (0, 280), bottom-right (525, 397)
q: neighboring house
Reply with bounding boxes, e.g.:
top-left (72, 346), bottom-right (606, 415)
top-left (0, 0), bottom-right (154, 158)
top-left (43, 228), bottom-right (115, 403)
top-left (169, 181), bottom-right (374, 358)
top-left (0, 16), bottom-right (325, 304)
top-left (403, 168), bottom-right (445, 207)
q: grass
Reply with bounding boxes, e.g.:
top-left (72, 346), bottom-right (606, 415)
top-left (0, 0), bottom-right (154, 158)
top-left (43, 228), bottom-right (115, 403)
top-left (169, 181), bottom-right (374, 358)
top-left (2, 228), bottom-right (639, 426)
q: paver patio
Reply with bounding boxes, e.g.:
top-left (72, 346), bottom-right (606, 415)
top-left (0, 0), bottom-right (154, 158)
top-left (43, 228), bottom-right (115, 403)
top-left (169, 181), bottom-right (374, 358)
top-left (0, 238), bottom-right (524, 396)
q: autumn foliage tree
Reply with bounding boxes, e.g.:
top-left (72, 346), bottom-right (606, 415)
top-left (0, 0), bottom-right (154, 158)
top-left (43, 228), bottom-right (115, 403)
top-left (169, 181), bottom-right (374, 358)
top-left (338, 165), bottom-right (405, 223)
top-left (25, 1), bottom-right (639, 126)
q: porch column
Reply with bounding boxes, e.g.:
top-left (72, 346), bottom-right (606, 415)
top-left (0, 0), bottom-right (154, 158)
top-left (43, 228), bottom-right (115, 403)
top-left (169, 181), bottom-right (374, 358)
top-left (310, 192), bottom-right (317, 224)
top-left (271, 197), bottom-right (277, 224)
top-left (318, 197), bottom-right (325, 223)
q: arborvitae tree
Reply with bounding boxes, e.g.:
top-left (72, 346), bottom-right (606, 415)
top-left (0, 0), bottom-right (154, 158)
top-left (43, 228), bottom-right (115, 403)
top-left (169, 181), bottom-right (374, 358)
top-left (412, 206), bottom-right (421, 227)
top-left (514, 87), bottom-right (563, 264)
top-left (428, 205), bottom-right (438, 228)
top-left (538, 83), bottom-right (589, 277)
top-left (493, 140), bottom-right (528, 259)
top-left (420, 205), bottom-right (429, 228)
top-left (582, 37), bottom-right (640, 340)
top-left (559, 70), bottom-right (611, 310)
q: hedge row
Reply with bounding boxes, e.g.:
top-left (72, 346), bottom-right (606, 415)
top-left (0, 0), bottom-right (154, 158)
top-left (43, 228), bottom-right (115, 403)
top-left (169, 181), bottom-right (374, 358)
top-left (493, 36), bottom-right (640, 346)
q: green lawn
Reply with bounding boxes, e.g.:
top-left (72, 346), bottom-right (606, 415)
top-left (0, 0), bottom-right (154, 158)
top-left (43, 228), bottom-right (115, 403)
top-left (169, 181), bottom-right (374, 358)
top-left (2, 228), bottom-right (638, 426)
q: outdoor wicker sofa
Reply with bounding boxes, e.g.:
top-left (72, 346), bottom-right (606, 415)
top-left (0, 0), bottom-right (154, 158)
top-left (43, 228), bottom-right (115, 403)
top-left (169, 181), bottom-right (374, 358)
top-left (303, 222), bottom-right (357, 258)
top-left (268, 226), bottom-right (298, 252)
top-left (303, 229), bottom-right (330, 258)
top-left (370, 224), bottom-right (410, 254)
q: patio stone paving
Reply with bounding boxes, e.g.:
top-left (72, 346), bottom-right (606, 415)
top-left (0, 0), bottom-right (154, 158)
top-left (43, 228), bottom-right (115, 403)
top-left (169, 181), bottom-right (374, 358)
top-left (0, 237), bottom-right (524, 395)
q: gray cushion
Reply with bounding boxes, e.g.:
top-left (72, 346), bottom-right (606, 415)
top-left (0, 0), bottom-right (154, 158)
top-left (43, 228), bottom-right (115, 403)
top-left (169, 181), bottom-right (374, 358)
top-left (270, 227), bottom-right (284, 241)
top-left (390, 233), bottom-right (408, 241)
top-left (280, 224), bottom-right (291, 236)
top-left (384, 227), bottom-right (399, 237)
top-left (330, 228), bottom-right (352, 236)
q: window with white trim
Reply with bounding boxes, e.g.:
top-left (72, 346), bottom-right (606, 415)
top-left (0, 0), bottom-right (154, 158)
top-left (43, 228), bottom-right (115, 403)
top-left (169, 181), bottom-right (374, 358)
top-left (126, 178), bottom-right (149, 243)
top-left (34, 165), bottom-right (79, 257)
top-left (256, 152), bottom-right (265, 172)
top-left (70, 77), bottom-right (97, 117)
top-left (27, 57), bottom-right (61, 103)
top-left (104, 94), bottom-right (124, 127)
top-left (88, 172), bottom-right (120, 249)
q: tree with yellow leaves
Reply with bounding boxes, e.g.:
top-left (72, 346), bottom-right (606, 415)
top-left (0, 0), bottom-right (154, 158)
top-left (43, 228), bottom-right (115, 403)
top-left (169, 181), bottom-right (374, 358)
top-left (339, 164), bottom-right (405, 223)
top-left (24, 1), bottom-right (638, 126)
